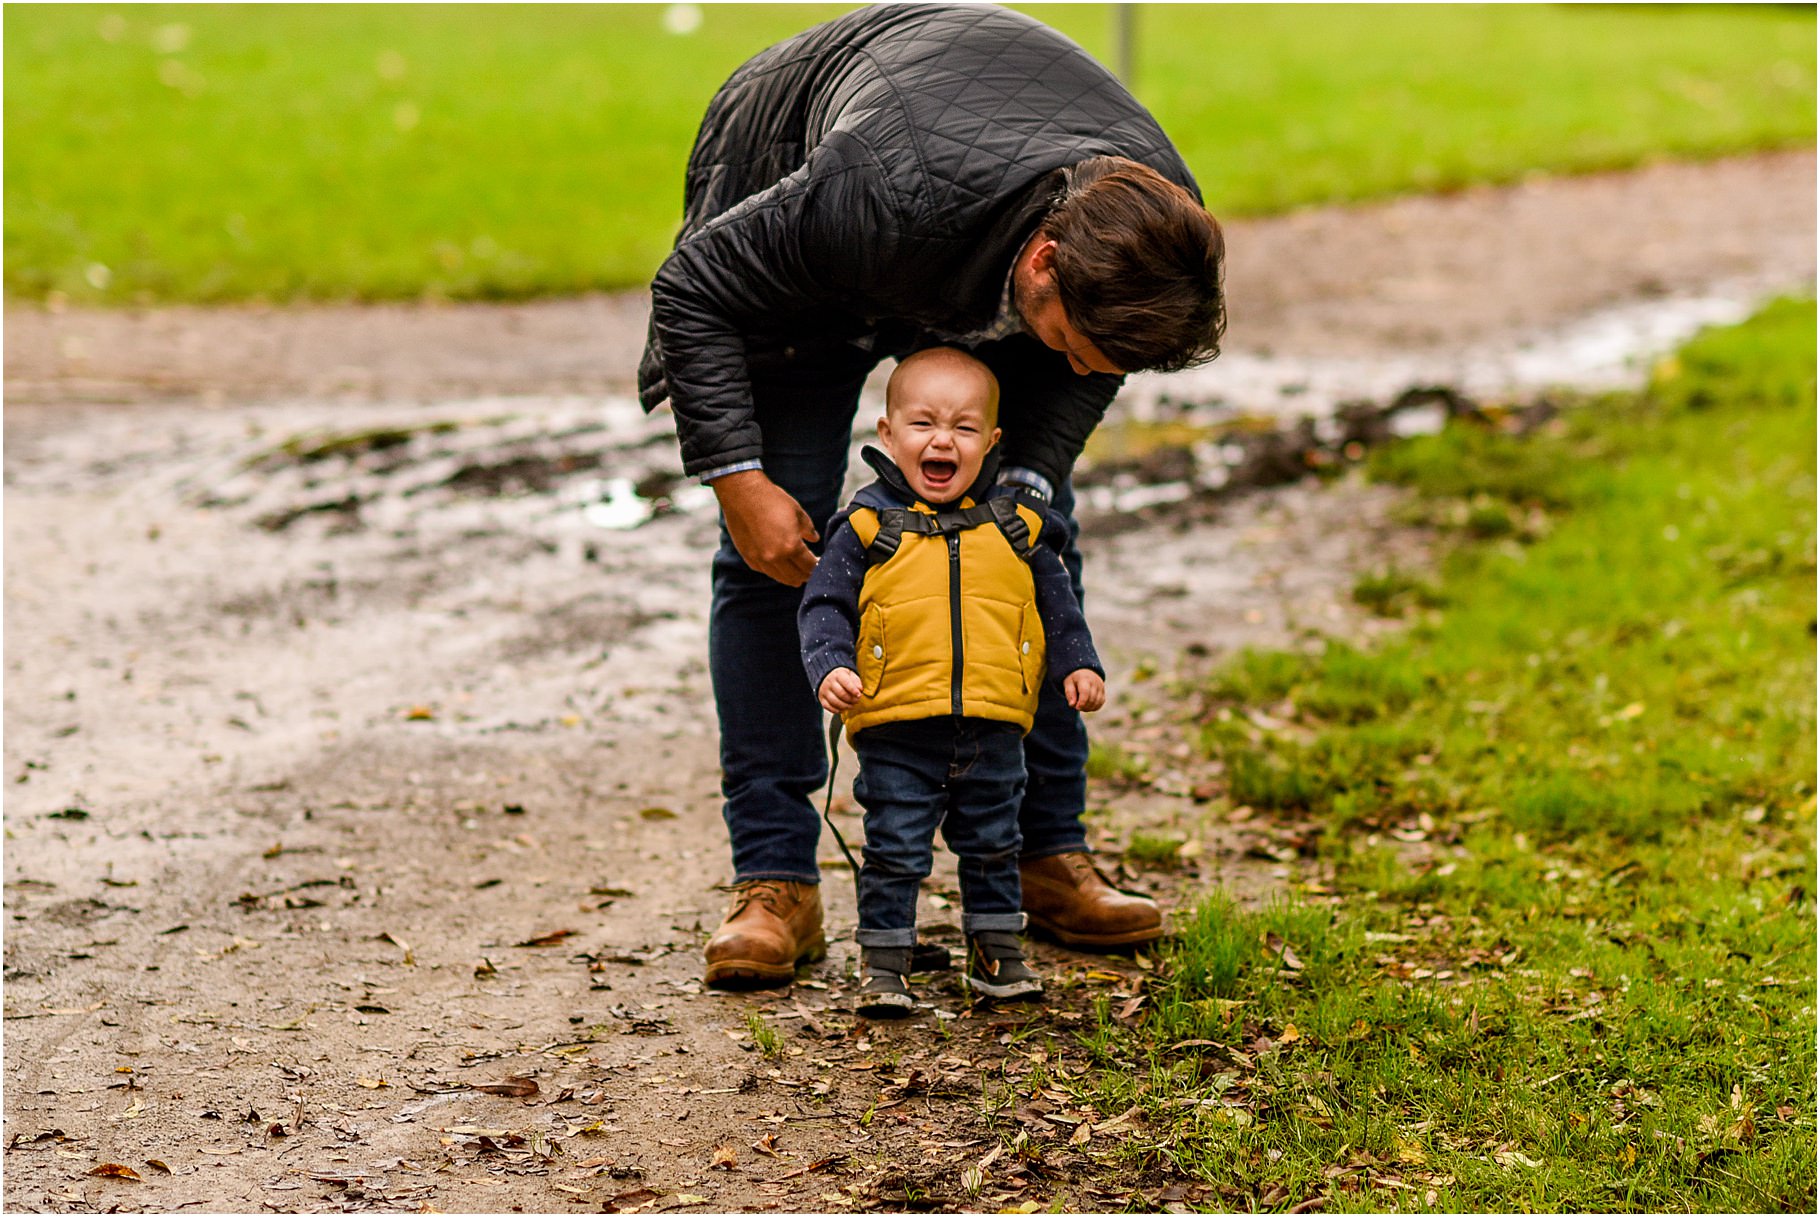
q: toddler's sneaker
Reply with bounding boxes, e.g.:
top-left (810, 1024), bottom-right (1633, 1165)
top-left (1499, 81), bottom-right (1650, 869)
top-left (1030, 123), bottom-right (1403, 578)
top-left (856, 946), bottom-right (916, 1019)
top-left (965, 931), bottom-right (1044, 1002)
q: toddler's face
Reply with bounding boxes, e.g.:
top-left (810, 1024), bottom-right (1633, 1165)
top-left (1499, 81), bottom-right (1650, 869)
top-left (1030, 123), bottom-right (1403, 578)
top-left (877, 366), bottom-right (1001, 504)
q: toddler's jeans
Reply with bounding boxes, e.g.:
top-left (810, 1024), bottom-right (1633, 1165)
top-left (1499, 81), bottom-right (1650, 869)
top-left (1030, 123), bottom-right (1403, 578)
top-left (849, 716), bottom-right (1028, 948)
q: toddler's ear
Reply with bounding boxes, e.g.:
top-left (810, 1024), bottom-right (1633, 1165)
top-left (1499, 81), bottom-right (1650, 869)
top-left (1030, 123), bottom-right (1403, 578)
top-left (988, 426), bottom-right (1002, 449)
top-left (876, 415), bottom-right (893, 447)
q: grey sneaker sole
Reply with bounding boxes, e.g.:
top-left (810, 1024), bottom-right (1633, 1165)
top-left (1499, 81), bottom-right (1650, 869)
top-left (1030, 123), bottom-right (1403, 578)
top-left (856, 991), bottom-right (917, 1019)
top-left (965, 974), bottom-right (1044, 1002)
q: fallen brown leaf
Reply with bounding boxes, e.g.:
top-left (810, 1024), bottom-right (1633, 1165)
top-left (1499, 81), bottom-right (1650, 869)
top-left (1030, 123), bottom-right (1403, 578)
top-left (1264, 931), bottom-right (1306, 971)
top-left (711, 1144), bottom-right (739, 1169)
top-left (605, 1186), bottom-right (661, 1211)
top-left (473, 1076), bottom-right (539, 1099)
top-left (514, 929), bottom-right (579, 948)
top-left (143, 1159), bottom-right (171, 1175)
top-left (88, 1163), bottom-right (140, 1180)
top-left (638, 807), bottom-right (677, 821)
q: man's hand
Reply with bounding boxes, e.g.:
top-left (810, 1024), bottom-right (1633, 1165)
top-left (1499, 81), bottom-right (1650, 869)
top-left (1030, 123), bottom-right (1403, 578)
top-left (713, 470), bottom-right (819, 586)
top-left (818, 668), bottom-right (864, 713)
top-left (1063, 669), bottom-right (1105, 712)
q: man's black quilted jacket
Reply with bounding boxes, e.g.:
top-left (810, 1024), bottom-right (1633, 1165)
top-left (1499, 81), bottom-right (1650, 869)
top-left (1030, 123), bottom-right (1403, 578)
top-left (637, 2), bottom-right (1201, 487)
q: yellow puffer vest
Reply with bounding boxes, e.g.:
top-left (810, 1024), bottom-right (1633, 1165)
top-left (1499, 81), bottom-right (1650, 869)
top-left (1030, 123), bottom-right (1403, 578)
top-left (842, 495), bottom-right (1049, 737)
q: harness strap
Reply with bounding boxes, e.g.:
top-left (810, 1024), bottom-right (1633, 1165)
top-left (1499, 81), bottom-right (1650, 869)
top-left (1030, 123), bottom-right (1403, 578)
top-left (861, 497), bottom-right (1041, 564)
top-left (820, 712), bottom-right (862, 875)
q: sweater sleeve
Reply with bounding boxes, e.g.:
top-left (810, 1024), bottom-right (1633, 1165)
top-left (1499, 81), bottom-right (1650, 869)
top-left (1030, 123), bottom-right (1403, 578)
top-left (1029, 509), bottom-right (1103, 688)
top-left (798, 514), bottom-right (869, 695)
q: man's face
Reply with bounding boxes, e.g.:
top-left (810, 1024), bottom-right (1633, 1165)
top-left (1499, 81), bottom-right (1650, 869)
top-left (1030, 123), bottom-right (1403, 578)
top-left (1015, 237), bottom-right (1124, 376)
top-left (877, 367), bottom-right (1001, 504)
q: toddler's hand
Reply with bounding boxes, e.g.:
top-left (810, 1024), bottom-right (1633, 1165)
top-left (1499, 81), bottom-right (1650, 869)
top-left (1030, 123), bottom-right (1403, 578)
top-left (1064, 669), bottom-right (1105, 712)
top-left (818, 668), bottom-right (864, 713)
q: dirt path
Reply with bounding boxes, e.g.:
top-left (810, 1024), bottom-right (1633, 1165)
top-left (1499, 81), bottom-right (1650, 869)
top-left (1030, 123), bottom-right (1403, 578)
top-left (3, 150), bottom-right (1811, 406)
top-left (3, 149), bottom-right (1814, 1214)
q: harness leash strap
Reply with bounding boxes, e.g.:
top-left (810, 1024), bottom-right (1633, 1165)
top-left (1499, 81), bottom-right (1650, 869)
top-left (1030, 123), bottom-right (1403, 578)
top-left (821, 713), bottom-right (863, 876)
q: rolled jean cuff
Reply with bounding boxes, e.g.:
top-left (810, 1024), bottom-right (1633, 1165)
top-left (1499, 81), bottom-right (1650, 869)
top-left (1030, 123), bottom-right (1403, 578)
top-left (855, 926), bottom-right (918, 948)
top-left (963, 911), bottom-right (1028, 934)
top-left (732, 869), bottom-right (821, 886)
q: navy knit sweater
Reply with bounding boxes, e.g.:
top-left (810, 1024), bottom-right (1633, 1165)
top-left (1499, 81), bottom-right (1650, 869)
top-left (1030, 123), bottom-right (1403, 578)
top-left (799, 446), bottom-right (1103, 706)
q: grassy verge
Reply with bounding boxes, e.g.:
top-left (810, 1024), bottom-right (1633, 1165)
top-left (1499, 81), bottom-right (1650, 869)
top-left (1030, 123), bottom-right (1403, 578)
top-left (5, 3), bottom-right (1812, 305)
top-left (1071, 300), bottom-right (1816, 1211)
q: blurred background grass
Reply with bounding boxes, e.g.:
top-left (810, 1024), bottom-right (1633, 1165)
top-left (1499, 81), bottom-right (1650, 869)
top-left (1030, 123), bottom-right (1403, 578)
top-left (5, 2), bottom-right (1813, 305)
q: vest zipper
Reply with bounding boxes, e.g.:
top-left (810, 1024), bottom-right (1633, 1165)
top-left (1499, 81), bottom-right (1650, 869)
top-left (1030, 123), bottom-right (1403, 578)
top-left (947, 531), bottom-right (964, 716)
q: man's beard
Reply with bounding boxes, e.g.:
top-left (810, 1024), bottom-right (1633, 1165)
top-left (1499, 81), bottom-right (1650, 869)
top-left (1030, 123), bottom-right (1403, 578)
top-left (1013, 267), bottom-right (1057, 332)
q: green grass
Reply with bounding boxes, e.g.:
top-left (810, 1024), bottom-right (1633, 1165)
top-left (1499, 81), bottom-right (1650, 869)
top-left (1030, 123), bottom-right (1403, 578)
top-left (5, 3), bottom-right (1813, 304)
top-left (1127, 831), bottom-right (1188, 869)
top-left (1088, 741), bottom-right (1150, 786)
top-left (744, 1008), bottom-right (783, 1061)
top-left (1073, 301), bottom-right (1817, 1211)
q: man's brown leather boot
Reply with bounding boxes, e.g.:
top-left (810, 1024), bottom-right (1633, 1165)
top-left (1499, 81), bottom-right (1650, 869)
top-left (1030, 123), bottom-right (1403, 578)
top-left (703, 880), bottom-right (827, 989)
top-left (1020, 852), bottom-right (1163, 949)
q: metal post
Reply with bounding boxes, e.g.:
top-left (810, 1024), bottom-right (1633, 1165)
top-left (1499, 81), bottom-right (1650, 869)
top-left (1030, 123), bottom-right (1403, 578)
top-left (1112, 3), bottom-right (1136, 86)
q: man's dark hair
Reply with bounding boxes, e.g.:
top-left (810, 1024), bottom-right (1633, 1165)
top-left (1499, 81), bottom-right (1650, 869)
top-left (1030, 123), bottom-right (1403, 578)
top-left (1041, 156), bottom-right (1226, 373)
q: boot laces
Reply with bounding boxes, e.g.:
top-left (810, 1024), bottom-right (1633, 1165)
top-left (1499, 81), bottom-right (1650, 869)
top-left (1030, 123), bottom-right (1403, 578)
top-left (729, 880), bottom-right (791, 917)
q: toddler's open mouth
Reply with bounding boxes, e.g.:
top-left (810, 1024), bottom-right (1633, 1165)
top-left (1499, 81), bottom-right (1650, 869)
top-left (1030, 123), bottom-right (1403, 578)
top-left (920, 458), bottom-right (958, 491)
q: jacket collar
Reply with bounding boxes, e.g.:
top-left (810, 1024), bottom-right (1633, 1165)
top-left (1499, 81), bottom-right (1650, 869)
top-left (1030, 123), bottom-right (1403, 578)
top-left (856, 444), bottom-right (1003, 510)
top-left (933, 168), bottom-right (1069, 335)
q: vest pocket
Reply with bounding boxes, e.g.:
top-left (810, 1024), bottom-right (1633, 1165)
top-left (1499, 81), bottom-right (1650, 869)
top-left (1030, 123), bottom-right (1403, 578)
top-left (1018, 602), bottom-right (1045, 694)
top-left (857, 604), bottom-right (887, 697)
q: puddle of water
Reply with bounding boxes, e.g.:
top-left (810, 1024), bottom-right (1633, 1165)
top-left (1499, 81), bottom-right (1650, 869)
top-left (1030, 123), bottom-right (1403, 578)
top-left (1122, 277), bottom-right (1801, 425)
top-left (580, 477), bottom-right (652, 531)
top-left (49, 279), bottom-right (1795, 560)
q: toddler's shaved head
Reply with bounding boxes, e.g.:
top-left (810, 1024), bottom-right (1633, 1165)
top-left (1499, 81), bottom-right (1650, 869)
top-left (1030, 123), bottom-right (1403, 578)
top-left (886, 347), bottom-right (999, 426)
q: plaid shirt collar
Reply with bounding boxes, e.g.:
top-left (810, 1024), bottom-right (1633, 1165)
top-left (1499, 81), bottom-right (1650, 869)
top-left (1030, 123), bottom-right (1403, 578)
top-left (930, 264), bottom-right (1021, 346)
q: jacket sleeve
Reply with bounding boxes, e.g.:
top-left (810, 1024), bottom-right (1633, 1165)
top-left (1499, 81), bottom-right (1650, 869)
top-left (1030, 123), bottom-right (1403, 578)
top-left (649, 140), bottom-right (899, 477)
top-left (798, 514), bottom-right (869, 695)
top-left (1029, 509), bottom-right (1103, 688)
top-left (975, 336), bottom-right (1123, 490)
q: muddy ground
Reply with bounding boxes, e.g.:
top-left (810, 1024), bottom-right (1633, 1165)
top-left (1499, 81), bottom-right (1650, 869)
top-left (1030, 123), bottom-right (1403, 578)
top-left (3, 149), bottom-right (1814, 1214)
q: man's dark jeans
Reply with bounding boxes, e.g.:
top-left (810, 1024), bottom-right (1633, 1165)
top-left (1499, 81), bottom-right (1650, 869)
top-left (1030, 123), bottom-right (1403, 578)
top-left (849, 717), bottom-right (1027, 946)
top-left (709, 338), bottom-right (1091, 885)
